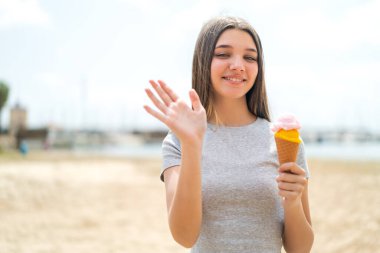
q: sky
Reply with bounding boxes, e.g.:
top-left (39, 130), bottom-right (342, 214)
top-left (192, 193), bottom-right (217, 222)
top-left (0, 0), bottom-right (379, 132)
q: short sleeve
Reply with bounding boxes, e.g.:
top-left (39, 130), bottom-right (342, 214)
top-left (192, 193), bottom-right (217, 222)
top-left (296, 141), bottom-right (310, 179)
top-left (161, 131), bottom-right (182, 182)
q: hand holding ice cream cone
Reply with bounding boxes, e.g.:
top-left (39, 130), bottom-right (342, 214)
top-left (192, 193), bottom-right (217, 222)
top-left (272, 114), bottom-right (306, 204)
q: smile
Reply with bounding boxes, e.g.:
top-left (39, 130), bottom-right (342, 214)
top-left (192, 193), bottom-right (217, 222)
top-left (223, 76), bottom-right (247, 85)
top-left (223, 77), bottom-right (246, 82)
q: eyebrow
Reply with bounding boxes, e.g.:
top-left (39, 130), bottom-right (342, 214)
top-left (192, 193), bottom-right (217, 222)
top-left (215, 44), bottom-right (257, 52)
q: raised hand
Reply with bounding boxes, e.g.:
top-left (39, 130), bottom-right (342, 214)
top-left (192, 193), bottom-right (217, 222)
top-left (144, 80), bottom-right (207, 144)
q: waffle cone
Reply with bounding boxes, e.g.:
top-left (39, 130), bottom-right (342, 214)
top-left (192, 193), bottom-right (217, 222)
top-left (275, 137), bottom-right (300, 164)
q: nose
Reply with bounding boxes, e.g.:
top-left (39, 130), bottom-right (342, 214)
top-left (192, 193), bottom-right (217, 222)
top-left (229, 56), bottom-right (245, 71)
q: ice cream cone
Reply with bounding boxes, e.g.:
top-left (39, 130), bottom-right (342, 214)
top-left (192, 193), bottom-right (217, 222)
top-left (275, 136), bottom-right (299, 164)
top-left (271, 114), bottom-right (302, 165)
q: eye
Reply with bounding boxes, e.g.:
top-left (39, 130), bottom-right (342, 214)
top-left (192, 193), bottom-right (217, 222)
top-left (245, 56), bottom-right (257, 62)
top-left (214, 53), bottom-right (230, 58)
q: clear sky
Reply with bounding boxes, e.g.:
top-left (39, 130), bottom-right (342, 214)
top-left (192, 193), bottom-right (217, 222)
top-left (0, 0), bottom-right (379, 132)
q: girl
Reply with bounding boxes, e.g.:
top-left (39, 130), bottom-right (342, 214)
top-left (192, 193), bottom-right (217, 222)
top-left (144, 16), bottom-right (314, 253)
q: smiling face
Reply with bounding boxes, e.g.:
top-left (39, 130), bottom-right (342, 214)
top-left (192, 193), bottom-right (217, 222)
top-left (210, 29), bottom-right (258, 102)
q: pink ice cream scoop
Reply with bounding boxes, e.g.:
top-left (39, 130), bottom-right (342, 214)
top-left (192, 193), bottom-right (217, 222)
top-left (271, 113), bottom-right (301, 133)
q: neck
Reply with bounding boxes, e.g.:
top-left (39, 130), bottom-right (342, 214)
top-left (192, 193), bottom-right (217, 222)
top-left (211, 97), bottom-right (256, 126)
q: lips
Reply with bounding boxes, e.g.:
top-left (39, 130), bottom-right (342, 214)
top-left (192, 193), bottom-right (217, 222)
top-left (222, 76), bottom-right (247, 83)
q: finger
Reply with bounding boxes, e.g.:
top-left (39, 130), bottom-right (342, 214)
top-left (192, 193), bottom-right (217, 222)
top-left (278, 181), bottom-right (303, 193)
top-left (277, 173), bottom-right (307, 185)
top-left (143, 105), bottom-right (167, 124)
top-left (189, 89), bottom-right (203, 111)
top-left (158, 80), bottom-right (179, 102)
top-left (145, 88), bottom-right (167, 114)
top-left (149, 80), bottom-right (173, 106)
top-left (278, 162), bottom-right (306, 177)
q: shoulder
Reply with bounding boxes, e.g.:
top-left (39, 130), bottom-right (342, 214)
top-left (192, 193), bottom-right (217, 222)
top-left (162, 131), bottom-right (181, 151)
top-left (252, 117), bottom-right (273, 136)
top-left (258, 117), bottom-right (271, 127)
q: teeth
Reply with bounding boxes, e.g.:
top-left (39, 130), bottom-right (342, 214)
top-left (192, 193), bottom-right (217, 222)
top-left (225, 77), bottom-right (244, 82)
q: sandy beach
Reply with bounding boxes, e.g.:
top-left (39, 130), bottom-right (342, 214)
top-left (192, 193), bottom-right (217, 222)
top-left (0, 151), bottom-right (379, 253)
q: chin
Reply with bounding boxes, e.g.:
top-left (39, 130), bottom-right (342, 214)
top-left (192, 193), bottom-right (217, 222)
top-left (220, 90), bottom-right (248, 100)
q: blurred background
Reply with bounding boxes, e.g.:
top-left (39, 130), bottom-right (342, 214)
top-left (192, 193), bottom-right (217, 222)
top-left (0, 0), bottom-right (380, 156)
top-left (0, 0), bottom-right (379, 253)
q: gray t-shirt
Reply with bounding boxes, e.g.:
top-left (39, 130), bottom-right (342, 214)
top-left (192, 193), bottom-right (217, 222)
top-left (161, 117), bottom-right (310, 253)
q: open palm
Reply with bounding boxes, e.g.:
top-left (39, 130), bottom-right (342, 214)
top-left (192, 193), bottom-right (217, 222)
top-left (144, 80), bottom-right (207, 144)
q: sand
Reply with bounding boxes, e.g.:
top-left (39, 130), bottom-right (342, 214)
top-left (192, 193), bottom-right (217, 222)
top-left (0, 151), bottom-right (379, 253)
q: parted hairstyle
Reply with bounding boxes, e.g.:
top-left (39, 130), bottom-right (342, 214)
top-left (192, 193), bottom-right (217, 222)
top-left (192, 16), bottom-right (271, 123)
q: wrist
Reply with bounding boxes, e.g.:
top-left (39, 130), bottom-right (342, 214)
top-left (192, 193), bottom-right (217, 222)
top-left (180, 134), bottom-right (204, 147)
top-left (181, 139), bottom-right (203, 152)
top-left (283, 197), bottom-right (302, 210)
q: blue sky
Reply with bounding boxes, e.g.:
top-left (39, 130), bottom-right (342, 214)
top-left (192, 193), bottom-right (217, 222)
top-left (0, 0), bottom-right (379, 132)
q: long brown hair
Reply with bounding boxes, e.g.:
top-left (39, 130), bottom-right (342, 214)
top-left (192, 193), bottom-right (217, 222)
top-left (192, 16), bottom-right (271, 122)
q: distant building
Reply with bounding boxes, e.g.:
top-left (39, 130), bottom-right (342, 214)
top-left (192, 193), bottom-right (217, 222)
top-left (9, 103), bottom-right (27, 137)
top-left (5, 103), bottom-right (48, 149)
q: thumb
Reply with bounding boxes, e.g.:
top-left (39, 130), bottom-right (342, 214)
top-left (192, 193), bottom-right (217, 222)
top-left (189, 89), bottom-right (203, 111)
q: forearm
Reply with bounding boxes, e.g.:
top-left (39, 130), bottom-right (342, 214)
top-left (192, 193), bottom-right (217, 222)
top-left (168, 140), bottom-right (203, 247)
top-left (282, 201), bottom-right (314, 253)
